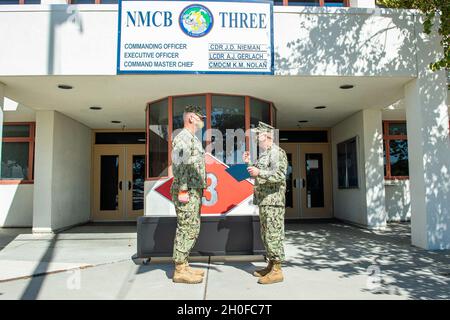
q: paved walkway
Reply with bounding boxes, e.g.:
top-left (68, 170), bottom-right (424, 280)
top-left (0, 222), bottom-right (448, 300)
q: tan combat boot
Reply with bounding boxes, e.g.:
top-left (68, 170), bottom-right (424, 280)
top-left (173, 262), bottom-right (203, 284)
top-left (258, 262), bottom-right (284, 285)
top-left (186, 263), bottom-right (205, 277)
top-left (253, 260), bottom-right (273, 277)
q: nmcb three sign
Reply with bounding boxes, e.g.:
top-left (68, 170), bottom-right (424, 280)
top-left (117, 0), bottom-right (273, 74)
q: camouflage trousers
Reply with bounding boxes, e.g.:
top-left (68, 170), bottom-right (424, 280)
top-left (259, 205), bottom-right (285, 262)
top-left (172, 188), bottom-right (203, 263)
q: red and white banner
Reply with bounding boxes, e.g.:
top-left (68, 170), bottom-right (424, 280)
top-left (145, 154), bottom-right (257, 216)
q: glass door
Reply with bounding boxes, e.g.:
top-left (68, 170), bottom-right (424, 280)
top-left (92, 145), bottom-right (125, 220)
top-left (92, 144), bottom-right (145, 220)
top-left (280, 143), bottom-right (332, 219)
top-left (125, 145), bottom-right (145, 218)
top-left (280, 143), bottom-right (301, 219)
top-left (299, 144), bottom-right (333, 218)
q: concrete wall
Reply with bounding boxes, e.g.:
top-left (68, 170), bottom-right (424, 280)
top-left (33, 110), bottom-right (91, 233)
top-left (385, 180), bottom-right (411, 221)
top-left (331, 111), bottom-right (367, 225)
top-left (274, 6), bottom-right (416, 77)
top-left (350, 0), bottom-right (376, 8)
top-left (0, 185), bottom-right (33, 227)
top-left (331, 109), bottom-right (386, 228)
top-left (0, 5), bottom-right (418, 78)
top-left (0, 104), bottom-right (36, 227)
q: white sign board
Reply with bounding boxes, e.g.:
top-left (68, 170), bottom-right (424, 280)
top-left (117, 0), bottom-right (273, 74)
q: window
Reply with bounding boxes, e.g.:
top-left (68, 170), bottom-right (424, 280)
top-left (337, 137), bottom-right (358, 189)
top-left (280, 0), bottom-right (349, 6)
top-left (250, 98), bottom-right (270, 129)
top-left (0, 0), bottom-right (41, 4)
top-left (95, 132), bottom-right (145, 144)
top-left (324, 0), bottom-right (348, 6)
top-left (279, 130), bottom-right (328, 143)
top-left (68, 0), bottom-right (118, 4)
top-left (147, 99), bottom-right (169, 179)
top-left (145, 93), bottom-right (276, 180)
top-left (173, 95), bottom-right (206, 147)
top-left (383, 121), bottom-right (409, 179)
top-left (1, 123), bottom-right (35, 183)
top-left (287, 0), bottom-right (321, 6)
top-left (211, 95), bottom-right (245, 165)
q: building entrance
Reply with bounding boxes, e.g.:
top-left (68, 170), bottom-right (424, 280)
top-left (91, 132), bottom-right (145, 221)
top-left (281, 143), bottom-right (332, 219)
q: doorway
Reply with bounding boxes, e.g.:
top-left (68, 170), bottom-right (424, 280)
top-left (281, 143), bottom-right (332, 219)
top-left (92, 133), bottom-right (145, 221)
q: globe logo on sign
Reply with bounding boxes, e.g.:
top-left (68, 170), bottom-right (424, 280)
top-left (179, 4), bottom-right (213, 38)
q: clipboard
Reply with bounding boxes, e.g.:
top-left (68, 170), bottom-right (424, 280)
top-left (225, 164), bottom-right (251, 182)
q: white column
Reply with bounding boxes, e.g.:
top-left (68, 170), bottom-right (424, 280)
top-left (349, 0), bottom-right (376, 8)
top-left (33, 110), bottom-right (91, 233)
top-left (32, 111), bottom-right (54, 233)
top-left (404, 15), bottom-right (450, 250)
top-left (362, 109), bottom-right (386, 229)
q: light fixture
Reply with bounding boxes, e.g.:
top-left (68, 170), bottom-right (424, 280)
top-left (57, 84), bottom-right (73, 90)
top-left (90, 106), bottom-right (102, 110)
top-left (111, 120), bottom-right (122, 124)
top-left (340, 84), bottom-right (354, 89)
top-left (314, 106), bottom-right (327, 109)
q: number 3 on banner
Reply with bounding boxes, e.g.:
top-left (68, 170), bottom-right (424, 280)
top-left (202, 173), bottom-right (218, 206)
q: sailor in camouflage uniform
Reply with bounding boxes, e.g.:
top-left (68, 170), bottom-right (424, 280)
top-left (170, 105), bottom-right (207, 284)
top-left (244, 121), bottom-right (288, 284)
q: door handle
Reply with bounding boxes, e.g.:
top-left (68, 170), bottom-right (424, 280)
top-left (128, 181), bottom-right (131, 190)
top-left (293, 178), bottom-right (298, 188)
top-left (301, 178), bottom-right (306, 188)
top-left (119, 181), bottom-right (122, 191)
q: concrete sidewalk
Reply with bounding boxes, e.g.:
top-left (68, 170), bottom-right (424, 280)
top-left (0, 222), bottom-right (449, 300)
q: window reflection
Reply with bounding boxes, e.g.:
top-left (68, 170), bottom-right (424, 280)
top-left (285, 153), bottom-right (293, 208)
top-left (250, 98), bottom-right (270, 129)
top-left (1, 142), bottom-right (29, 179)
top-left (324, 0), bottom-right (345, 6)
top-left (337, 137), bottom-right (358, 188)
top-left (132, 155), bottom-right (145, 210)
top-left (100, 155), bottom-right (118, 211)
top-left (383, 121), bottom-right (409, 178)
top-left (70, 0), bottom-right (95, 4)
top-left (173, 95), bottom-right (206, 147)
top-left (388, 123), bottom-right (407, 136)
top-left (211, 95), bottom-right (245, 165)
top-left (3, 125), bottom-right (30, 138)
top-left (145, 94), bottom-right (276, 179)
top-left (148, 99), bottom-right (169, 177)
top-left (389, 140), bottom-right (409, 176)
top-left (288, 0), bottom-right (320, 6)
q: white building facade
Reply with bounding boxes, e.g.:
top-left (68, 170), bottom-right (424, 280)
top-left (0, 0), bottom-right (449, 251)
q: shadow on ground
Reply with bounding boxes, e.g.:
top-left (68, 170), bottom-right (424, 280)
top-left (282, 222), bottom-right (450, 299)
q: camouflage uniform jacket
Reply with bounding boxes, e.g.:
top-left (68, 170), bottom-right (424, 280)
top-left (171, 128), bottom-right (207, 193)
top-left (253, 144), bottom-right (288, 207)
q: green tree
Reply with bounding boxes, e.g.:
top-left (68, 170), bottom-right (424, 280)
top-left (377, 0), bottom-right (449, 72)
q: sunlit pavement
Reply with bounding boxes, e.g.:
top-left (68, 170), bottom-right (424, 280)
top-left (0, 222), bottom-right (448, 300)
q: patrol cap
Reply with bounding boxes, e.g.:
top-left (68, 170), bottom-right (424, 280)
top-left (184, 105), bottom-right (206, 118)
top-left (254, 121), bottom-right (275, 134)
